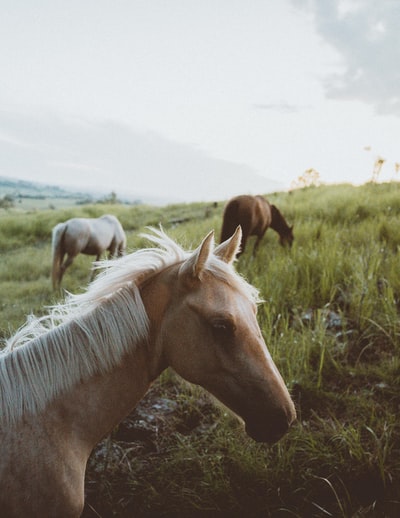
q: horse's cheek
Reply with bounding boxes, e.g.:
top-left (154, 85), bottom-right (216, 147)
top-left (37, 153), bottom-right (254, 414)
top-left (168, 324), bottom-right (213, 384)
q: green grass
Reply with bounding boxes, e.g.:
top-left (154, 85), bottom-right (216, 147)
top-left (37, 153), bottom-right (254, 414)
top-left (1, 182), bottom-right (400, 516)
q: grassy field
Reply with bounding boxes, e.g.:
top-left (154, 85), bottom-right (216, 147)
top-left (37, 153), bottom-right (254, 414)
top-left (1, 183), bottom-right (400, 517)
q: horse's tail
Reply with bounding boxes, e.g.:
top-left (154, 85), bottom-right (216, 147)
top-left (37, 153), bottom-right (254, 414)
top-left (220, 199), bottom-right (240, 243)
top-left (51, 222), bottom-right (67, 290)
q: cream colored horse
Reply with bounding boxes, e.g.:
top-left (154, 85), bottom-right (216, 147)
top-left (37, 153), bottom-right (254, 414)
top-left (0, 227), bottom-right (296, 517)
top-left (51, 214), bottom-right (127, 289)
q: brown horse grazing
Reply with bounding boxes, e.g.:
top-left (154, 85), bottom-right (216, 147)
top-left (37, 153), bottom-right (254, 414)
top-left (0, 227), bottom-right (295, 518)
top-left (51, 214), bottom-right (126, 289)
top-left (220, 194), bottom-right (294, 256)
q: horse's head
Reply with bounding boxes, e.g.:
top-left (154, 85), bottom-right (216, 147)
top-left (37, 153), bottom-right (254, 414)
top-left (160, 227), bottom-right (296, 444)
top-left (279, 225), bottom-right (294, 248)
top-left (270, 204), bottom-right (294, 249)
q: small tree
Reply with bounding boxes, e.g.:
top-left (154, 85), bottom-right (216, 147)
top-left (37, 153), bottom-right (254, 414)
top-left (0, 195), bottom-right (15, 209)
top-left (290, 168), bottom-right (321, 190)
top-left (370, 156), bottom-right (386, 182)
top-left (98, 191), bottom-right (120, 204)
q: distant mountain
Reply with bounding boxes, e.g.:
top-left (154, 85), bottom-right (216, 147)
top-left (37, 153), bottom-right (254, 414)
top-left (0, 176), bottom-right (94, 201)
top-left (0, 112), bottom-right (284, 204)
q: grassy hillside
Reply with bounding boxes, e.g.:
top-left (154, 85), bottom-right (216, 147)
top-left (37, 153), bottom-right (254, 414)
top-left (0, 176), bottom-right (99, 210)
top-left (1, 182), bottom-right (400, 517)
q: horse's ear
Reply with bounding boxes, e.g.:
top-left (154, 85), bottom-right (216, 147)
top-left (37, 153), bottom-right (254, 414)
top-left (179, 230), bottom-right (214, 279)
top-left (214, 226), bottom-right (242, 264)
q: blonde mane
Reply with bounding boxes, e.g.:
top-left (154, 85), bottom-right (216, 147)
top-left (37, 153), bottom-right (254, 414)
top-left (0, 228), bottom-right (259, 426)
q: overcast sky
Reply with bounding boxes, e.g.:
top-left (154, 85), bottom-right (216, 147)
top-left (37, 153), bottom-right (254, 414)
top-left (0, 0), bottom-right (399, 202)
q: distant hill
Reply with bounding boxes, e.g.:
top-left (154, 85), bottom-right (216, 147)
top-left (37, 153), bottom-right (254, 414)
top-left (0, 176), bottom-right (92, 199)
top-left (0, 172), bottom-right (283, 209)
top-left (0, 177), bottom-right (112, 210)
top-left (0, 114), bottom-right (284, 205)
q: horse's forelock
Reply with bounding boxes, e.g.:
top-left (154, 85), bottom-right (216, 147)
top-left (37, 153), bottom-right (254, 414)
top-left (206, 256), bottom-right (261, 304)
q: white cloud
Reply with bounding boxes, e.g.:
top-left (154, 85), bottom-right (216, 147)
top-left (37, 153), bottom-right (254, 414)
top-left (293, 0), bottom-right (400, 115)
top-left (337, 0), bottom-right (363, 18)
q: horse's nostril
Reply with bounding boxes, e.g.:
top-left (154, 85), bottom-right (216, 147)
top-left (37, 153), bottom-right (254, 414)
top-left (245, 408), bottom-right (294, 444)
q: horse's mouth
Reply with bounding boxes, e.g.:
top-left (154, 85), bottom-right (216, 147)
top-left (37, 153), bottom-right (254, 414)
top-left (245, 418), bottom-right (293, 444)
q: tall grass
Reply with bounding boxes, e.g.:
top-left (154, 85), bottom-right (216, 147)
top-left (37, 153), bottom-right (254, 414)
top-left (1, 182), bottom-right (400, 516)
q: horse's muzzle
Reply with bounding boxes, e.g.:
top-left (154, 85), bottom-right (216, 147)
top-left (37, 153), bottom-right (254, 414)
top-left (245, 407), bottom-right (296, 444)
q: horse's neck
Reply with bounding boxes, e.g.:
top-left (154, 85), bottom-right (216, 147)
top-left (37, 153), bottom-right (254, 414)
top-left (48, 346), bottom-right (155, 448)
top-left (46, 273), bottom-right (173, 449)
top-left (270, 205), bottom-right (288, 234)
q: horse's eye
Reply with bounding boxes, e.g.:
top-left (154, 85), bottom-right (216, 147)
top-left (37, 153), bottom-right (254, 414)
top-left (211, 319), bottom-right (236, 338)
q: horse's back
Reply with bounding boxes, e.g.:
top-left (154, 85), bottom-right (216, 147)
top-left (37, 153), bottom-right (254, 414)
top-left (252, 195), bottom-right (272, 231)
top-left (92, 215), bottom-right (126, 251)
top-left (221, 195), bottom-right (271, 238)
top-left (100, 214), bottom-right (126, 241)
top-left (61, 216), bottom-right (124, 256)
top-left (62, 218), bottom-right (93, 255)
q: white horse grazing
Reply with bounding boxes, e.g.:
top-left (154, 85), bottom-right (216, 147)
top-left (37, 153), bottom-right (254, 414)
top-left (0, 226), bottom-right (296, 517)
top-left (51, 214), bottom-right (126, 289)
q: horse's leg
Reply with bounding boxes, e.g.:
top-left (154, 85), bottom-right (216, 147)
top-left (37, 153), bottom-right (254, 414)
top-left (108, 243), bottom-right (117, 259)
top-left (59, 254), bottom-right (75, 285)
top-left (253, 235), bottom-right (263, 256)
top-left (108, 237), bottom-right (125, 258)
top-left (116, 242), bottom-right (125, 257)
top-left (89, 254), bottom-right (101, 281)
top-left (253, 225), bottom-right (269, 256)
top-left (54, 252), bottom-right (66, 290)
